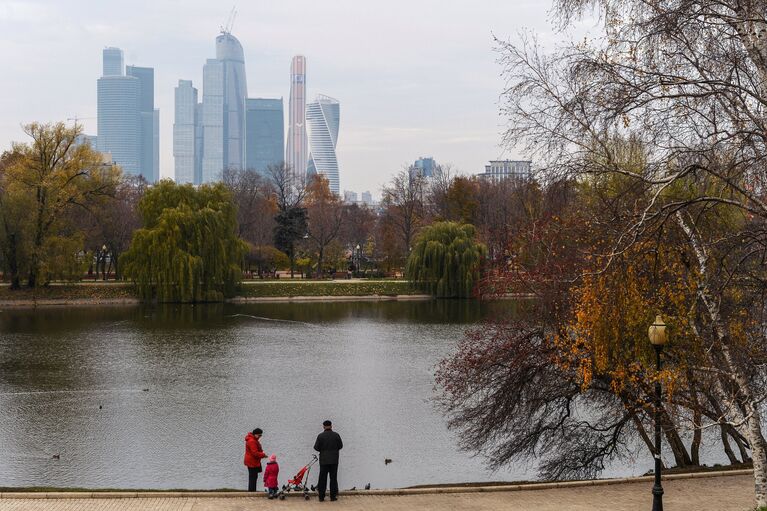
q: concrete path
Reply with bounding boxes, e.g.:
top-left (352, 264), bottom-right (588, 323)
top-left (0, 474), bottom-right (756, 511)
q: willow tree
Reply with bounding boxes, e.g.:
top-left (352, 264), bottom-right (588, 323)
top-left (120, 181), bottom-right (246, 302)
top-left (406, 221), bottom-right (486, 298)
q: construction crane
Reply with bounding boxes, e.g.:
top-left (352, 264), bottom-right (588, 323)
top-left (220, 6), bottom-right (237, 34)
top-left (67, 116), bottom-right (96, 125)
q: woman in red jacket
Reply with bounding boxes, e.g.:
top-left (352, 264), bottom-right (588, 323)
top-left (244, 428), bottom-right (266, 491)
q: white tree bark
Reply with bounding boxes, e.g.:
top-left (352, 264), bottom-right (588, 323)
top-left (676, 211), bottom-right (767, 508)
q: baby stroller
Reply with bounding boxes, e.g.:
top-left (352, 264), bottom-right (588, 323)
top-left (277, 454), bottom-right (318, 500)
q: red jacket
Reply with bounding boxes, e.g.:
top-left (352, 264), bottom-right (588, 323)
top-left (244, 433), bottom-right (266, 468)
top-left (263, 461), bottom-right (279, 488)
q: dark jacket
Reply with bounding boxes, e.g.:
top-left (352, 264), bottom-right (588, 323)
top-left (313, 429), bottom-right (343, 465)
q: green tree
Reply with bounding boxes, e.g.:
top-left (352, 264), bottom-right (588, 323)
top-left (120, 180), bottom-right (246, 302)
top-left (406, 221), bottom-right (486, 298)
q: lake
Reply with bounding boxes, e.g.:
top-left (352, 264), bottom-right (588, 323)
top-left (0, 299), bottom-right (672, 491)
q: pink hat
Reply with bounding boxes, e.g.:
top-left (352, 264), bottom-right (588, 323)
top-left (269, 454), bottom-right (277, 462)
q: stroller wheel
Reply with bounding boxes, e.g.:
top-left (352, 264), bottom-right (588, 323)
top-left (279, 495), bottom-right (286, 500)
top-left (304, 495), bottom-right (310, 500)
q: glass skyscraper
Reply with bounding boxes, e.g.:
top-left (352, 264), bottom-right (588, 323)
top-left (286, 56), bottom-right (308, 178)
top-left (127, 65), bottom-right (160, 183)
top-left (102, 47), bottom-right (123, 76)
top-left (306, 94), bottom-right (341, 194)
top-left (97, 48), bottom-right (158, 182)
top-left (174, 80), bottom-right (198, 184)
top-left (246, 98), bottom-right (284, 174)
top-left (200, 32), bottom-right (248, 183)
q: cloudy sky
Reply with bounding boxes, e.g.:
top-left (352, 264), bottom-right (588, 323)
top-left (0, 1), bottom-right (594, 196)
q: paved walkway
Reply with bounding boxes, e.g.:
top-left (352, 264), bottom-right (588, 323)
top-left (0, 474), bottom-right (756, 511)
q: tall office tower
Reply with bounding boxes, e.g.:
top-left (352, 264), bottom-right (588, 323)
top-left (246, 98), bottom-right (284, 174)
top-left (174, 80), bottom-right (198, 184)
top-left (194, 102), bottom-right (204, 184)
top-left (286, 56), bottom-right (308, 177)
top-left (201, 31), bottom-right (248, 183)
top-left (127, 65), bottom-right (159, 182)
top-left (413, 156), bottom-right (436, 178)
top-left (97, 48), bottom-right (141, 176)
top-left (102, 47), bottom-right (124, 76)
top-left (306, 94), bottom-right (341, 194)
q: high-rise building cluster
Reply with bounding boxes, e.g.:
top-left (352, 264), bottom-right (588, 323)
top-left (88, 27), bottom-right (341, 190)
top-left (173, 32), bottom-right (340, 190)
top-left (95, 47), bottom-right (159, 182)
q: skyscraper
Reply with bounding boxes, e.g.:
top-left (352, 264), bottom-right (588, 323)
top-left (413, 156), bottom-right (436, 178)
top-left (97, 48), bottom-right (158, 182)
top-left (306, 94), bottom-right (341, 194)
top-left (97, 48), bottom-right (141, 176)
top-left (127, 65), bottom-right (160, 183)
top-left (200, 31), bottom-right (248, 183)
top-left (286, 56), bottom-right (308, 177)
top-left (246, 98), bottom-right (284, 174)
top-left (102, 47), bottom-right (124, 76)
top-left (174, 80), bottom-right (198, 184)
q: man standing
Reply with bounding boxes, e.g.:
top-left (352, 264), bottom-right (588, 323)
top-left (244, 428), bottom-right (266, 492)
top-left (313, 420), bottom-right (343, 501)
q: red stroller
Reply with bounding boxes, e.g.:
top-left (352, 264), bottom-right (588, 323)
top-left (277, 454), bottom-right (319, 500)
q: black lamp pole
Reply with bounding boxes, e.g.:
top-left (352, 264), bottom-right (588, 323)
top-left (652, 343), bottom-right (664, 511)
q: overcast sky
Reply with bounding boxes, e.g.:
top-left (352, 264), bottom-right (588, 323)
top-left (0, 1), bottom-right (595, 196)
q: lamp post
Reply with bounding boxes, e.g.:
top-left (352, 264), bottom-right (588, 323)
top-left (355, 244), bottom-right (361, 275)
top-left (648, 314), bottom-right (668, 511)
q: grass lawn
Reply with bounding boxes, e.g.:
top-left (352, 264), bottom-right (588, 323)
top-left (237, 279), bottom-right (417, 297)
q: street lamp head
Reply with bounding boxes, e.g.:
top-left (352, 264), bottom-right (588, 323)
top-left (356, 244), bottom-right (360, 250)
top-left (648, 314), bottom-right (667, 346)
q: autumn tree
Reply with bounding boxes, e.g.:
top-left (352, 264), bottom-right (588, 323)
top-left (305, 175), bottom-right (344, 278)
top-left (5, 123), bottom-right (120, 287)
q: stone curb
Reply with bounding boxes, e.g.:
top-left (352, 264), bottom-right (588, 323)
top-left (227, 294), bottom-right (432, 303)
top-left (0, 469), bottom-right (753, 499)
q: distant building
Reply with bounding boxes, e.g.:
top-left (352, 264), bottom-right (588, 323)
top-left (201, 31), bottom-right (248, 183)
top-left (478, 160), bottom-right (532, 181)
top-left (413, 156), bottom-right (436, 178)
top-left (246, 98), bottom-right (284, 174)
top-left (306, 94), bottom-right (341, 194)
top-left (343, 191), bottom-right (358, 203)
top-left (343, 190), bottom-right (376, 208)
top-left (101, 47), bottom-right (124, 76)
top-left (286, 56), bottom-right (308, 178)
top-left (97, 47), bottom-right (158, 182)
top-left (126, 65), bottom-right (159, 183)
top-left (174, 80), bottom-right (198, 184)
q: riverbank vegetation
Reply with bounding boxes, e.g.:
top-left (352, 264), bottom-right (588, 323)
top-left (437, 0), bottom-right (767, 506)
top-left (1, 124), bottom-right (537, 301)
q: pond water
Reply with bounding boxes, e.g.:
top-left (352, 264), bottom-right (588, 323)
top-left (0, 300), bottom-right (651, 490)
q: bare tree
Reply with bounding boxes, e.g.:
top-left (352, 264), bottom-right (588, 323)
top-left (498, 0), bottom-right (767, 503)
top-left (380, 167), bottom-right (427, 260)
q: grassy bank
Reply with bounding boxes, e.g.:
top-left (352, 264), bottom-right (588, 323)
top-left (237, 280), bottom-right (416, 298)
top-left (0, 283), bottom-right (135, 302)
top-left (0, 280), bottom-right (420, 304)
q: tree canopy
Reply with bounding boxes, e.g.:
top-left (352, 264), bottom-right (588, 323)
top-left (406, 221), bottom-right (486, 298)
top-left (120, 180), bottom-right (246, 302)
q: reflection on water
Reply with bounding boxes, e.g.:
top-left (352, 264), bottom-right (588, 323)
top-left (0, 300), bottom-right (530, 490)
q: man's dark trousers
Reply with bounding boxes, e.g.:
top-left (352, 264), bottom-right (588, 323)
top-left (317, 464), bottom-right (338, 500)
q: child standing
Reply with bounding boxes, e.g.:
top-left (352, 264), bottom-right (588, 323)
top-left (264, 454), bottom-right (280, 499)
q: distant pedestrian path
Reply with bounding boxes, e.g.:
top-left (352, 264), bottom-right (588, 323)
top-left (0, 474), bottom-right (755, 510)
